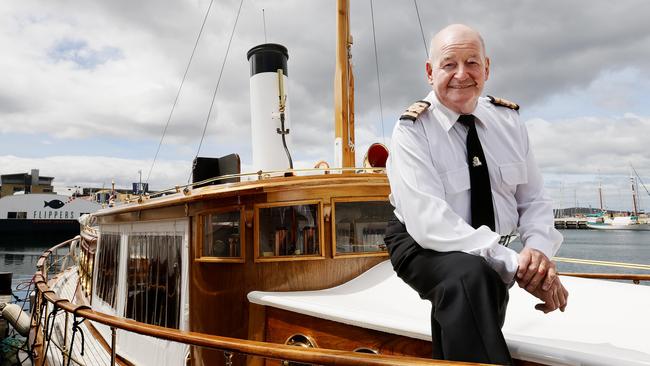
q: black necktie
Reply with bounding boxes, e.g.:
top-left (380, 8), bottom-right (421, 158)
top-left (458, 114), bottom-right (495, 231)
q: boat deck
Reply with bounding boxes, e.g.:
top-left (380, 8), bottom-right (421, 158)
top-left (249, 260), bottom-right (650, 366)
top-left (44, 268), bottom-right (111, 366)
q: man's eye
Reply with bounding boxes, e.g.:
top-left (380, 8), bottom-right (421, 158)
top-left (442, 63), bottom-right (455, 69)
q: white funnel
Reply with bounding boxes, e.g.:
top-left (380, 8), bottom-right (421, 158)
top-left (247, 43), bottom-right (292, 173)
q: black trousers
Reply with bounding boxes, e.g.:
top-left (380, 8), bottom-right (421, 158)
top-left (384, 219), bottom-right (512, 365)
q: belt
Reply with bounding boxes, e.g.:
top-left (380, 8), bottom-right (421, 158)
top-left (498, 234), bottom-right (518, 247)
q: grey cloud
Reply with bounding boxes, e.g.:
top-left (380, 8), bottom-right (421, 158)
top-left (3, 0), bottom-right (650, 189)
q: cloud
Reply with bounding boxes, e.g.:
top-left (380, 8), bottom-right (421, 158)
top-left (1, 0), bottom-right (650, 210)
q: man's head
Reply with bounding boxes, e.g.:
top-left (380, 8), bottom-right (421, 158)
top-left (426, 24), bottom-right (490, 114)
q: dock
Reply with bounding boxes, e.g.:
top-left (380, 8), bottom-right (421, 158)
top-left (554, 218), bottom-right (589, 229)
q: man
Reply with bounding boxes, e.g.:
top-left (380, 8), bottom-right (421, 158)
top-left (385, 24), bottom-right (568, 365)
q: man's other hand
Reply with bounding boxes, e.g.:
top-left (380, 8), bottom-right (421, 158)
top-left (517, 247), bottom-right (557, 292)
top-left (526, 277), bottom-right (569, 313)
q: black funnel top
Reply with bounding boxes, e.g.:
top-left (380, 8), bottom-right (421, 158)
top-left (247, 43), bottom-right (288, 77)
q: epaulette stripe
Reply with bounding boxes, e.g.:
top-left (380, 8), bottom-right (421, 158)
top-left (400, 100), bottom-right (431, 122)
top-left (487, 95), bottom-right (519, 111)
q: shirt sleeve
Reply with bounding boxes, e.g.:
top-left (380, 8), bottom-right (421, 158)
top-left (515, 122), bottom-right (563, 258)
top-left (387, 118), bottom-right (519, 283)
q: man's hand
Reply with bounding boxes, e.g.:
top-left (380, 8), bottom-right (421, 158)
top-left (525, 276), bottom-right (569, 313)
top-left (517, 247), bottom-right (557, 292)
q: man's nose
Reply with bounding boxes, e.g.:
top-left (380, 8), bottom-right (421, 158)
top-left (454, 65), bottom-right (469, 79)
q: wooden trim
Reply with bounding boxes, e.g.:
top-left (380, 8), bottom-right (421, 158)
top-left (254, 199), bottom-right (326, 263)
top-left (94, 173), bottom-right (388, 217)
top-left (246, 303), bottom-right (267, 366)
top-left (331, 196), bottom-right (390, 258)
top-left (194, 206), bottom-right (245, 263)
top-left (560, 272), bottom-right (650, 282)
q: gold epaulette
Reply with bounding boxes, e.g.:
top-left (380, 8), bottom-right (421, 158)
top-left (400, 100), bottom-right (431, 121)
top-left (487, 95), bottom-right (519, 111)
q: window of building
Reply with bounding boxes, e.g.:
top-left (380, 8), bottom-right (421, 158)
top-left (125, 233), bottom-right (183, 329)
top-left (95, 233), bottom-right (121, 309)
top-left (199, 209), bottom-right (243, 261)
top-left (7, 212), bottom-right (27, 219)
top-left (332, 199), bottom-right (392, 256)
top-left (255, 201), bottom-right (323, 261)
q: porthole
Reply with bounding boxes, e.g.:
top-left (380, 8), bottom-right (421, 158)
top-left (281, 334), bottom-right (317, 366)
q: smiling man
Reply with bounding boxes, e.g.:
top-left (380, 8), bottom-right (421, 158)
top-left (385, 24), bottom-right (568, 364)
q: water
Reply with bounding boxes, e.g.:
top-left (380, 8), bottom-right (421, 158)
top-left (1, 230), bottom-right (649, 300)
top-left (1, 242), bottom-right (53, 306)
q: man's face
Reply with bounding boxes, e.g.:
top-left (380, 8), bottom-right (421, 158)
top-left (426, 31), bottom-right (490, 114)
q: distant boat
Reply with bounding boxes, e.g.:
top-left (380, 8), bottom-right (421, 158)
top-left (586, 215), bottom-right (650, 231)
top-left (0, 193), bottom-right (101, 243)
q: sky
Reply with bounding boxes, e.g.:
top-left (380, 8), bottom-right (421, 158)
top-left (2, 0), bottom-right (650, 211)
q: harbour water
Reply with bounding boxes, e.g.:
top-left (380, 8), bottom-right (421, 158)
top-left (1, 229), bottom-right (649, 303)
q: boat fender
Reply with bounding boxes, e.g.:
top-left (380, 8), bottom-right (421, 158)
top-left (399, 100), bottom-right (431, 122)
top-left (487, 95), bottom-right (520, 111)
top-left (1, 303), bottom-right (31, 337)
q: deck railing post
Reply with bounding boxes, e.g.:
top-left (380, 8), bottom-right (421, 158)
top-left (62, 312), bottom-right (70, 364)
top-left (111, 326), bottom-right (117, 366)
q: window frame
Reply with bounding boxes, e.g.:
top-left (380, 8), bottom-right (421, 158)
top-left (331, 196), bottom-right (391, 259)
top-left (254, 199), bottom-right (325, 263)
top-left (195, 205), bottom-right (246, 264)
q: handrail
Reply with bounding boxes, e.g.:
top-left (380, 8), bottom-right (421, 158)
top-left (559, 272), bottom-right (650, 284)
top-left (132, 167), bottom-right (386, 202)
top-left (34, 240), bottom-right (482, 366)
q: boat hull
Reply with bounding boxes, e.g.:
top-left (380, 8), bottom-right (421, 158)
top-left (586, 222), bottom-right (650, 231)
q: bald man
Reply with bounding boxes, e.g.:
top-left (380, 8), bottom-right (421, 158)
top-left (385, 24), bottom-right (568, 364)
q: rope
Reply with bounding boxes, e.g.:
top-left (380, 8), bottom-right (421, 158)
top-left (554, 256), bottom-right (650, 271)
top-left (188, 0), bottom-right (245, 185)
top-left (41, 305), bottom-right (60, 366)
top-left (30, 293), bottom-right (47, 357)
top-left (413, 0), bottom-right (429, 59)
top-left (146, 0), bottom-right (216, 185)
top-left (66, 316), bottom-right (86, 366)
top-left (369, 0), bottom-right (385, 144)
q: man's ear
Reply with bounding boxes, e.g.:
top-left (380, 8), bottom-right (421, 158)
top-left (484, 57), bottom-right (490, 81)
top-left (426, 61), bottom-right (434, 85)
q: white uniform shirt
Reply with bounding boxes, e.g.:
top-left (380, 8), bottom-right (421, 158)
top-left (387, 91), bottom-right (562, 283)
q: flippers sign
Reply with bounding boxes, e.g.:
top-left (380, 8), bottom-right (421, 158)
top-left (33, 199), bottom-right (75, 219)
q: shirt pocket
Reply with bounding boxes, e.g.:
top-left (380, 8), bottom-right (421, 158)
top-left (499, 162), bottom-right (528, 186)
top-left (441, 166), bottom-right (470, 195)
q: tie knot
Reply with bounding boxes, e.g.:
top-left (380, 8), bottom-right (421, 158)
top-left (457, 114), bottom-right (475, 127)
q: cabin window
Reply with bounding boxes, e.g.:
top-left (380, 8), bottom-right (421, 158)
top-left (7, 212), bottom-right (27, 219)
top-left (255, 201), bottom-right (324, 260)
top-left (95, 232), bottom-right (121, 308)
top-left (125, 233), bottom-right (183, 329)
top-left (199, 209), bottom-right (243, 260)
top-left (332, 199), bottom-right (392, 255)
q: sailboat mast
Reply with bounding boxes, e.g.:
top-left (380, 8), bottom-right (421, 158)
top-left (334, 0), bottom-right (355, 168)
top-left (631, 176), bottom-right (638, 215)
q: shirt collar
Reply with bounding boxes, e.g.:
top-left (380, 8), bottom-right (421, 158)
top-left (424, 91), bottom-right (488, 132)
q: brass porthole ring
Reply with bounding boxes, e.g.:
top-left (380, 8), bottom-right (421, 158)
top-left (284, 333), bottom-right (318, 348)
top-left (353, 347), bottom-right (379, 354)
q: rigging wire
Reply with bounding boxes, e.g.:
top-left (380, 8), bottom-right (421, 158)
top-left (369, 0), bottom-right (385, 144)
top-left (413, 0), bottom-right (429, 59)
top-left (188, 0), bottom-right (245, 184)
top-left (145, 0), bottom-right (216, 185)
top-left (630, 163), bottom-right (650, 197)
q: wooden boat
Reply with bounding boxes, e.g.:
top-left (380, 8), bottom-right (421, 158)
top-left (11, 1), bottom-right (650, 366)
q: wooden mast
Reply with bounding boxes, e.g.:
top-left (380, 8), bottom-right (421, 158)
top-left (334, 0), bottom-right (355, 168)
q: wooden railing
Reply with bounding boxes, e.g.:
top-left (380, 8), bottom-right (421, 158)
top-left (32, 238), bottom-right (481, 366)
top-left (32, 239), bottom-right (649, 366)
